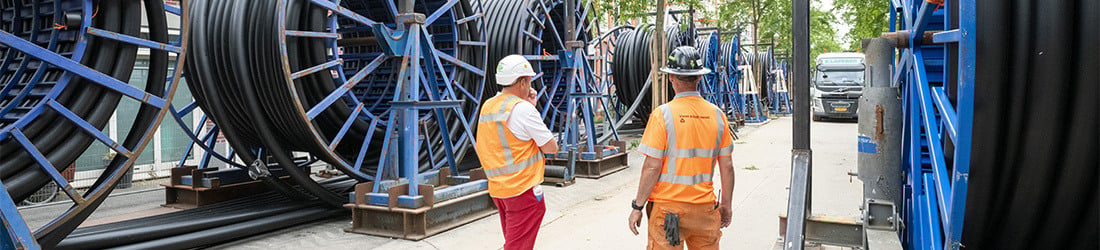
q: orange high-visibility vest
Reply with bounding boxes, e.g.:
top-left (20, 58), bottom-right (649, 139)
top-left (475, 94), bottom-right (546, 198)
top-left (636, 91), bottom-right (734, 204)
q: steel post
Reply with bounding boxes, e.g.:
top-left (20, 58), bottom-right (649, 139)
top-left (784, 0), bottom-right (811, 248)
top-left (858, 38), bottom-right (902, 208)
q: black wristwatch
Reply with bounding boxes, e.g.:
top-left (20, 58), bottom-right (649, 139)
top-left (631, 199), bottom-right (644, 211)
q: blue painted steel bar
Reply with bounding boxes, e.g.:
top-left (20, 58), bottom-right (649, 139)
top-left (291, 59), bottom-right (342, 79)
top-left (176, 102), bottom-right (199, 117)
top-left (168, 105), bottom-right (244, 168)
top-left (85, 27), bottom-right (183, 53)
top-left (922, 174), bottom-right (945, 250)
top-left (891, 0), bottom-right (972, 248)
top-left (46, 100), bottom-right (133, 157)
top-left (10, 130), bottom-right (84, 204)
top-left (931, 29), bottom-right (960, 44)
top-left (285, 30), bottom-right (341, 39)
top-left (914, 52), bottom-right (952, 225)
top-left (328, 103), bottom-right (366, 151)
top-left (165, 4), bottom-right (182, 16)
top-left (0, 177), bottom-right (38, 250)
top-left (455, 13), bottom-right (482, 25)
top-left (425, 0), bottom-right (462, 25)
top-left (199, 126), bottom-right (220, 169)
top-left (437, 51), bottom-right (485, 76)
top-left (307, 0), bottom-right (379, 27)
top-left (0, 31), bottom-right (166, 109)
top-left (945, 0), bottom-right (975, 248)
top-left (931, 87), bottom-right (958, 143)
top-left (399, 27), bottom-right (421, 197)
top-left (306, 54), bottom-right (386, 119)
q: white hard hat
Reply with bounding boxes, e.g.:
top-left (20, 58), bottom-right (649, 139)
top-left (495, 55), bottom-right (537, 86)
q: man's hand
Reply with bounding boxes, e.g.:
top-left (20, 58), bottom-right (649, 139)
top-left (718, 203), bottom-right (732, 228)
top-left (526, 87), bottom-right (538, 104)
top-left (628, 209), bottom-right (644, 235)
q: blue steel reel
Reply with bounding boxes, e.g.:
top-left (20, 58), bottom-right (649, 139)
top-left (721, 37), bottom-right (745, 116)
top-left (275, 0), bottom-right (487, 181)
top-left (695, 32), bottom-right (721, 105)
top-left (166, 104), bottom-right (247, 169)
top-left (482, 0), bottom-right (594, 133)
top-left (590, 25), bottom-right (634, 120)
top-left (0, 1), bottom-right (187, 248)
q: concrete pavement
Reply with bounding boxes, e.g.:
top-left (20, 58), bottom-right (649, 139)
top-left (215, 117), bottom-right (863, 249)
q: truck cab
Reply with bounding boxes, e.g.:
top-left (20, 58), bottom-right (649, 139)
top-left (811, 53), bottom-right (865, 120)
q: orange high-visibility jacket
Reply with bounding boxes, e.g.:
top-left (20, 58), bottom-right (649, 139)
top-left (637, 91), bottom-right (735, 204)
top-left (476, 94), bottom-right (546, 198)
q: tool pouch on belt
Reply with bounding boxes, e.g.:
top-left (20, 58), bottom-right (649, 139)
top-left (664, 213), bottom-right (681, 246)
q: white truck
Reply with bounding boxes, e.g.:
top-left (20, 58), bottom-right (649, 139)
top-left (812, 53), bottom-right (865, 120)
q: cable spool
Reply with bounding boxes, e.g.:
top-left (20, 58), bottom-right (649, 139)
top-left (741, 48), bottom-right (775, 116)
top-left (695, 32), bottom-right (721, 105)
top-left (611, 24), bottom-right (685, 121)
top-left (481, 0), bottom-right (593, 133)
top-left (961, 0), bottom-right (1098, 248)
top-left (590, 25), bottom-right (634, 122)
top-left (0, 1), bottom-right (187, 246)
top-left (184, 0), bottom-right (486, 205)
top-left (720, 38), bottom-right (745, 122)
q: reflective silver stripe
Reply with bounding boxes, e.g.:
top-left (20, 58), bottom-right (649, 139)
top-left (479, 112), bottom-right (510, 122)
top-left (636, 144), bottom-right (666, 158)
top-left (483, 153), bottom-right (544, 177)
top-left (667, 147), bottom-right (719, 158)
top-left (716, 144), bottom-right (734, 156)
top-left (496, 122), bottom-right (514, 166)
top-left (658, 173), bottom-right (713, 185)
top-left (492, 96), bottom-right (522, 167)
top-left (707, 107), bottom-right (725, 178)
top-left (673, 91), bottom-right (702, 99)
top-left (661, 105), bottom-right (677, 174)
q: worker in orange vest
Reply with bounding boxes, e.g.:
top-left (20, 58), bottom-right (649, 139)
top-left (627, 46), bottom-right (736, 250)
top-left (476, 55), bottom-right (559, 250)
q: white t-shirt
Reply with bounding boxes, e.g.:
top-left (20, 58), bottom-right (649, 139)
top-left (506, 101), bottom-right (555, 147)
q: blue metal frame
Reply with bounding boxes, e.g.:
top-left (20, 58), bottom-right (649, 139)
top-left (591, 25), bottom-right (633, 131)
top-left (720, 37), bottom-right (745, 120)
top-left (891, 0), bottom-right (973, 248)
top-left (697, 32), bottom-right (728, 109)
top-left (267, 0), bottom-right (487, 206)
top-left (523, 0), bottom-right (620, 161)
top-left (0, 1), bottom-right (188, 248)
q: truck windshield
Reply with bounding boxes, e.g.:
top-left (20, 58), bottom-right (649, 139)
top-left (816, 70), bottom-right (863, 86)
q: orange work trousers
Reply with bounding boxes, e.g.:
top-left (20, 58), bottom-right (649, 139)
top-left (646, 202), bottom-right (722, 250)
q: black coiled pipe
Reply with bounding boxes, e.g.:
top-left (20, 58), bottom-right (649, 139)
top-left (0, 1), bottom-right (177, 247)
top-left (611, 24), bottom-right (683, 121)
top-left (185, 0), bottom-right (485, 205)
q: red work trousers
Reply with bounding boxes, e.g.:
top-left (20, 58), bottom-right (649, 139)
top-left (492, 187), bottom-right (546, 250)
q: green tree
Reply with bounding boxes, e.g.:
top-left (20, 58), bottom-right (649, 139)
top-left (715, 0), bottom-right (840, 65)
top-left (833, 0), bottom-right (888, 50)
top-left (809, 7), bottom-right (842, 66)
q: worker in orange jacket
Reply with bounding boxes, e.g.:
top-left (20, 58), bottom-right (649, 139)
top-left (476, 55), bottom-right (559, 250)
top-left (627, 46), bottom-right (736, 250)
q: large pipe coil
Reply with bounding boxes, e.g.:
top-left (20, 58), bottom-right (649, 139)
top-left (611, 24), bottom-right (684, 121)
top-left (0, 1), bottom-right (186, 246)
top-left (183, 0), bottom-right (486, 206)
